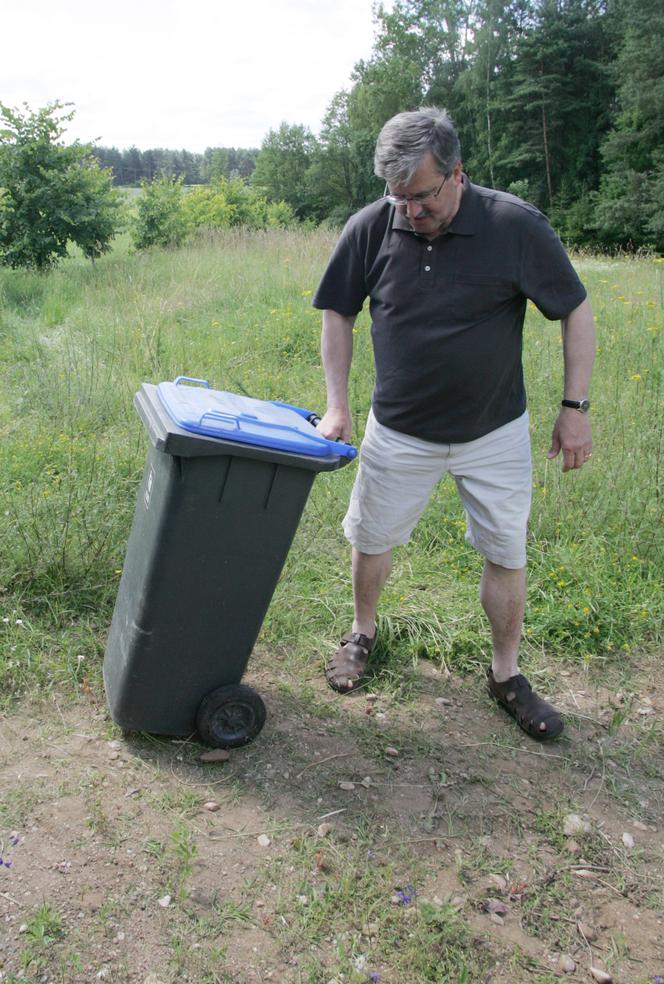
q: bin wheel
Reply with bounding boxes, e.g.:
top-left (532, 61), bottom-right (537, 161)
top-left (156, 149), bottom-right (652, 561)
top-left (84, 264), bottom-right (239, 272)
top-left (196, 683), bottom-right (266, 749)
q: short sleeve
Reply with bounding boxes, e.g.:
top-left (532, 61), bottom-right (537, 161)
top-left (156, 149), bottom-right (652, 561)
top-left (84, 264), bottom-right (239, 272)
top-left (520, 215), bottom-right (587, 320)
top-left (312, 220), bottom-right (368, 316)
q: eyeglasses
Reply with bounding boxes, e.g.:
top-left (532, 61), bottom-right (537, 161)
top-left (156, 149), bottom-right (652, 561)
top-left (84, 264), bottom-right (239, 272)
top-left (383, 174), bottom-right (448, 207)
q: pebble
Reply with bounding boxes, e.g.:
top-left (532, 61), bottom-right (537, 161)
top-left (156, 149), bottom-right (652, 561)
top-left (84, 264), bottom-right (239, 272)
top-left (436, 697), bottom-right (453, 706)
top-left (577, 920), bottom-right (597, 941)
top-left (339, 781), bottom-right (356, 791)
top-left (203, 801), bottom-right (221, 812)
top-left (559, 954), bottom-right (576, 974)
top-left (622, 831), bottom-right (635, 848)
top-left (199, 748), bottom-right (230, 763)
top-left (488, 873), bottom-right (507, 892)
top-left (489, 912), bottom-right (504, 925)
top-left (590, 968), bottom-right (612, 983)
top-left (385, 746), bottom-right (399, 757)
top-left (257, 834), bottom-right (271, 848)
top-left (316, 823), bottom-right (333, 838)
top-left (563, 813), bottom-right (591, 836)
top-left (157, 895), bottom-right (171, 908)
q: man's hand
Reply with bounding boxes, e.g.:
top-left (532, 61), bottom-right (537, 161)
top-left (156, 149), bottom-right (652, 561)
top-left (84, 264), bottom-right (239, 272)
top-left (317, 406), bottom-right (353, 443)
top-left (547, 408), bottom-right (593, 472)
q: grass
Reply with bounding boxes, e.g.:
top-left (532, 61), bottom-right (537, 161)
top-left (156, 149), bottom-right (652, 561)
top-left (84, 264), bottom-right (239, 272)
top-left (0, 236), bottom-right (662, 705)
top-left (0, 234), bottom-right (662, 982)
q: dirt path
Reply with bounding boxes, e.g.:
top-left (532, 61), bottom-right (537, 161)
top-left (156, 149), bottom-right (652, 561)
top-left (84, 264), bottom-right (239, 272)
top-left (1, 655), bottom-right (662, 983)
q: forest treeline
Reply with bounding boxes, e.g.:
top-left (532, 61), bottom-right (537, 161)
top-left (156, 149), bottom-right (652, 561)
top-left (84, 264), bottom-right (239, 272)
top-left (91, 146), bottom-right (259, 187)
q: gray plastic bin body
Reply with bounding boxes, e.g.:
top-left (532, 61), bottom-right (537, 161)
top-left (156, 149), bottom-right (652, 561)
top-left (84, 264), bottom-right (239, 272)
top-left (103, 383), bottom-right (350, 739)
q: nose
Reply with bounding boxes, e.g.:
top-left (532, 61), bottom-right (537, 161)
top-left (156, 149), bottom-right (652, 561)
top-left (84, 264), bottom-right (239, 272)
top-left (405, 198), bottom-right (426, 219)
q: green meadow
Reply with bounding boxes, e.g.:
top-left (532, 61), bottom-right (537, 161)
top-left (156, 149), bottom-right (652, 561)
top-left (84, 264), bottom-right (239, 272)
top-left (0, 233), bottom-right (663, 984)
top-left (0, 232), bottom-right (661, 701)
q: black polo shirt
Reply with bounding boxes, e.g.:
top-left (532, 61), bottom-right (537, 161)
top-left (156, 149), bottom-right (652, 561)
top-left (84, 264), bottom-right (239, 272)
top-left (313, 177), bottom-right (587, 443)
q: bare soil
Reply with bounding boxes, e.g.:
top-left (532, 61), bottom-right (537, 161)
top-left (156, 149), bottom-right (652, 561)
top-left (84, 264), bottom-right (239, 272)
top-left (1, 652), bottom-right (663, 984)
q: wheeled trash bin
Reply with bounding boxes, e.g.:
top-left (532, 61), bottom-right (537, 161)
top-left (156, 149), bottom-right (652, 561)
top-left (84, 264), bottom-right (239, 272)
top-left (103, 377), bottom-right (356, 748)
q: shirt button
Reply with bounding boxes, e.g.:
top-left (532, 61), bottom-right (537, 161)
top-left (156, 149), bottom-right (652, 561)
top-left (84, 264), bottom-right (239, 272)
top-left (424, 265), bottom-right (431, 272)
top-left (427, 245), bottom-right (433, 251)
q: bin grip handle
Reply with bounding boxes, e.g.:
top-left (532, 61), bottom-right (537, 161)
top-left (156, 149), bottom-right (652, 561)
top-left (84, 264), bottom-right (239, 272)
top-left (198, 409), bottom-right (357, 459)
top-left (174, 376), bottom-right (211, 388)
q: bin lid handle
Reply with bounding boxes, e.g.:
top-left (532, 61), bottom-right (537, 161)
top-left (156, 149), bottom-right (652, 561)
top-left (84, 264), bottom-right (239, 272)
top-left (174, 376), bottom-right (211, 388)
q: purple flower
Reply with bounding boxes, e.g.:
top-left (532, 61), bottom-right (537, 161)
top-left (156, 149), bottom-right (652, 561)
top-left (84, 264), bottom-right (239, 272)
top-left (370, 974), bottom-right (380, 982)
top-left (9, 835), bottom-right (19, 847)
top-left (653, 977), bottom-right (664, 984)
top-left (0, 858), bottom-right (12, 869)
top-left (396, 885), bottom-right (417, 905)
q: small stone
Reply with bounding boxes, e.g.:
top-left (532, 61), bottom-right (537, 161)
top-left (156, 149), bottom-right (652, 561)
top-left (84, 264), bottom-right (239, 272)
top-left (483, 898), bottom-right (508, 915)
top-left (360, 776), bottom-right (373, 788)
top-left (257, 834), bottom-right (271, 848)
top-left (316, 822), bottom-right (333, 838)
top-left (157, 894), bottom-right (171, 908)
top-left (436, 697), bottom-right (453, 706)
top-left (199, 748), bottom-right (231, 763)
top-left (566, 838), bottom-right (582, 855)
top-left (109, 751), bottom-right (120, 761)
top-left (339, 781), bottom-right (356, 791)
top-left (107, 740), bottom-right (122, 750)
top-left (563, 813), bottom-right (591, 836)
top-left (632, 820), bottom-right (648, 831)
top-left (621, 831), bottom-right (635, 848)
top-left (19, 923), bottom-right (28, 933)
top-left (559, 954), bottom-right (576, 973)
top-left (450, 895), bottom-right (466, 908)
top-left (203, 801), bottom-right (221, 812)
top-left (488, 873), bottom-right (507, 892)
top-left (366, 694), bottom-right (378, 703)
top-left (577, 920), bottom-right (597, 941)
top-left (489, 912), bottom-right (504, 925)
top-left (385, 747), bottom-right (399, 757)
top-left (115, 931), bottom-right (125, 942)
top-left (144, 976), bottom-right (166, 984)
top-left (589, 968), bottom-right (612, 983)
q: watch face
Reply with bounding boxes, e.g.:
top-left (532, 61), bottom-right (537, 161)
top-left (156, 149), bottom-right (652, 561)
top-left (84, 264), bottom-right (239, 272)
top-left (579, 399), bottom-right (590, 412)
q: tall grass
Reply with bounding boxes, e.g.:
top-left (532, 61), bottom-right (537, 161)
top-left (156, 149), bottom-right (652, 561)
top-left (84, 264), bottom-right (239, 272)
top-left (0, 234), bottom-right (661, 705)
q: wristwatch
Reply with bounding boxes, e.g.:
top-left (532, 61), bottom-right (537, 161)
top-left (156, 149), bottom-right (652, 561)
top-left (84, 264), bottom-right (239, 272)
top-left (561, 398), bottom-right (590, 413)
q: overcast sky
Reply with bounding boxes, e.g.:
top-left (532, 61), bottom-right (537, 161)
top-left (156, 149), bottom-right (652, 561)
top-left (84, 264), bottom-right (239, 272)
top-left (1, 0), bottom-right (380, 151)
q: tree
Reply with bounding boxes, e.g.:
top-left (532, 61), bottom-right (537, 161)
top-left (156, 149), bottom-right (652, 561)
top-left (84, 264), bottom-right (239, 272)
top-left (0, 101), bottom-right (123, 269)
top-left (252, 123), bottom-right (317, 217)
top-left (132, 175), bottom-right (187, 249)
top-left (594, 0), bottom-right (664, 249)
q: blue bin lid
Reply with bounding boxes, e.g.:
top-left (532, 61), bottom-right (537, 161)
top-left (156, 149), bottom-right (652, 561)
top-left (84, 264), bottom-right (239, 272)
top-left (156, 378), bottom-right (357, 459)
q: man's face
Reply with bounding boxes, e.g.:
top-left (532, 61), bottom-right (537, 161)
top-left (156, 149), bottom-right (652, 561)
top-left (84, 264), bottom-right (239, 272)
top-left (387, 152), bottom-right (463, 239)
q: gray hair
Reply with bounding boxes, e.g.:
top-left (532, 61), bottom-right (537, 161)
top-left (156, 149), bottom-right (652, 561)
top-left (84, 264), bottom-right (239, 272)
top-left (374, 107), bottom-right (462, 184)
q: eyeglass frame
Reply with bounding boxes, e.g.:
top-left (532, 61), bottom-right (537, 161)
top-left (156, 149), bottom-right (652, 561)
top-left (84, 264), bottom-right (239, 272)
top-left (383, 173), bottom-right (449, 207)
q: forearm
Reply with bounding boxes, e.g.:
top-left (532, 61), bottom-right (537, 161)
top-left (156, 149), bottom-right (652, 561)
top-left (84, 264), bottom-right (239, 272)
top-left (321, 309), bottom-right (355, 410)
top-left (561, 297), bottom-right (595, 399)
top-left (318, 309), bottom-right (356, 442)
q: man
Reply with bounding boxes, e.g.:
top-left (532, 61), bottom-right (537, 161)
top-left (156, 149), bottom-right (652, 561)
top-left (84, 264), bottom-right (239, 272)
top-left (313, 107), bottom-right (595, 740)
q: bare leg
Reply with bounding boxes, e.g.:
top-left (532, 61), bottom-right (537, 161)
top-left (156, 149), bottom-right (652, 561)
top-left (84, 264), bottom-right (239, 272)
top-left (480, 560), bottom-right (526, 682)
top-left (482, 559), bottom-right (562, 737)
top-left (351, 547), bottom-right (392, 638)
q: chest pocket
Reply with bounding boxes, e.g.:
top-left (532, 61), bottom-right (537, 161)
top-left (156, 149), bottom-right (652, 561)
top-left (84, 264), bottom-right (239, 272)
top-left (448, 274), bottom-right (516, 322)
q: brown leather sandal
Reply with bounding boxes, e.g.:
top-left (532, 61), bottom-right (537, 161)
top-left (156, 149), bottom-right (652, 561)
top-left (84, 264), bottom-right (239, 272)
top-left (325, 631), bottom-right (376, 693)
top-left (487, 668), bottom-right (564, 740)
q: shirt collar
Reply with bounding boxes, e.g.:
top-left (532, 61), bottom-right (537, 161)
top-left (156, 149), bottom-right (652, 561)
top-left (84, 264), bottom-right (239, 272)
top-left (390, 174), bottom-right (476, 238)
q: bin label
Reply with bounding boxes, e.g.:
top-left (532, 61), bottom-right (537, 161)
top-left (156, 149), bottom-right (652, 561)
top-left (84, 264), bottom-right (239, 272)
top-left (144, 466), bottom-right (155, 510)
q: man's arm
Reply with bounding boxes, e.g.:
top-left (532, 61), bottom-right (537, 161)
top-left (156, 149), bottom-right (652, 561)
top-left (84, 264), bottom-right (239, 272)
top-left (547, 297), bottom-right (596, 472)
top-left (317, 309), bottom-right (356, 442)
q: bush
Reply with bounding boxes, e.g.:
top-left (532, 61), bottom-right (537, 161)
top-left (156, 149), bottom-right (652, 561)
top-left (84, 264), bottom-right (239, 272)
top-left (132, 175), bottom-right (187, 249)
top-left (0, 102), bottom-right (123, 269)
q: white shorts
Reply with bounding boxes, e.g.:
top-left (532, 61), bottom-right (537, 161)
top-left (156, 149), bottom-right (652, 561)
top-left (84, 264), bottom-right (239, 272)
top-left (342, 410), bottom-right (532, 569)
